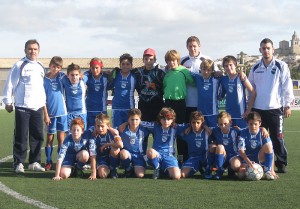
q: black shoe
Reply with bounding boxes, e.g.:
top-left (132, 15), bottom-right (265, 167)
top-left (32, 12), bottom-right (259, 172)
top-left (110, 169), bottom-right (118, 179)
top-left (123, 168), bottom-right (134, 178)
top-left (277, 164), bottom-right (287, 173)
top-left (153, 169), bottom-right (160, 180)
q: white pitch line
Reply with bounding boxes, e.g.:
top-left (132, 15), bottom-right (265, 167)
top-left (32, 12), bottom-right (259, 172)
top-left (0, 147), bottom-right (59, 209)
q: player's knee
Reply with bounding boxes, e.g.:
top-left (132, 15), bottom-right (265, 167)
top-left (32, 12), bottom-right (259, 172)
top-left (119, 150), bottom-right (128, 160)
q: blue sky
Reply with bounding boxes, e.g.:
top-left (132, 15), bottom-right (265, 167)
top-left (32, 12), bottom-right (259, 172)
top-left (0, 0), bottom-right (299, 64)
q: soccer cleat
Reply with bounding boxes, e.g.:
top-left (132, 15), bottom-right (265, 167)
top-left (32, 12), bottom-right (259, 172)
top-left (28, 162), bottom-right (45, 172)
top-left (110, 169), bottom-right (118, 179)
top-left (213, 174), bottom-right (222, 180)
top-left (82, 164), bottom-right (91, 170)
top-left (153, 169), bottom-right (160, 180)
top-left (45, 163), bottom-right (52, 171)
top-left (15, 163), bottom-right (25, 173)
top-left (263, 171), bottom-right (275, 180)
top-left (204, 170), bottom-right (212, 179)
top-left (123, 168), bottom-right (134, 178)
top-left (277, 164), bottom-right (287, 173)
top-left (76, 169), bottom-right (85, 178)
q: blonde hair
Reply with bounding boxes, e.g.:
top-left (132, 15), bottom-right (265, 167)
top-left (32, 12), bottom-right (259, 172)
top-left (200, 59), bottom-right (214, 72)
top-left (164, 50), bottom-right (180, 64)
top-left (217, 111), bottom-right (232, 124)
top-left (95, 113), bottom-right (110, 126)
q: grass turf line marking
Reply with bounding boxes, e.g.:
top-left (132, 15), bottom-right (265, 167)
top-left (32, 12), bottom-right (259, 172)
top-left (0, 147), bottom-right (59, 209)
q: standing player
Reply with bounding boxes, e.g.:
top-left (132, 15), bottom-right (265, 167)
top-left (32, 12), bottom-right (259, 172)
top-left (132, 48), bottom-right (165, 122)
top-left (119, 109), bottom-right (150, 178)
top-left (144, 107), bottom-right (181, 180)
top-left (52, 118), bottom-right (89, 180)
top-left (248, 38), bottom-right (294, 173)
top-left (110, 53), bottom-right (136, 128)
top-left (221, 55), bottom-right (256, 128)
top-left (237, 112), bottom-right (277, 180)
top-left (84, 57), bottom-right (110, 129)
top-left (180, 36), bottom-right (220, 123)
top-left (87, 113), bottom-right (123, 180)
top-left (43, 56), bottom-right (68, 171)
top-left (61, 63), bottom-right (87, 131)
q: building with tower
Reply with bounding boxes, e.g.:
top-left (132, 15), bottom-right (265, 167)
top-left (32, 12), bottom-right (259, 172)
top-left (275, 31), bottom-right (300, 56)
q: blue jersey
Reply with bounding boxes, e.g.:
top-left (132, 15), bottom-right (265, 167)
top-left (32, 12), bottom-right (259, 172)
top-left (191, 73), bottom-right (221, 116)
top-left (44, 72), bottom-right (67, 117)
top-left (84, 71), bottom-right (110, 113)
top-left (112, 71), bottom-right (136, 109)
top-left (220, 75), bottom-right (247, 119)
top-left (120, 125), bottom-right (149, 155)
top-left (61, 75), bottom-right (87, 114)
top-left (178, 125), bottom-right (211, 158)
top-left (141, 122), bottom-right (177, 156)
top-left (86, 127), bottom-right (115, 157)
top-left (238, 128), bottom-right (271, 159)
top-left (212, 127), bottom-right (239, 157)
top-left (58, 134), bottom-right (88, 161)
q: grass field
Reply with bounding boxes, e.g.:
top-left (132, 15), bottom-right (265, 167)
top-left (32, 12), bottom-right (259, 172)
top-left (0, 110), bottom-right (299, 209)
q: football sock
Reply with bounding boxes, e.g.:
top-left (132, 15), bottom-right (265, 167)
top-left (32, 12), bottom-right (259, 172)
top-left (207, 151), bottom-right (215, 170)
top-left (45, 147), bottom-right (53, 163)
top-left (216, 154), bottom-right (225, 176)
top-left (109, 155), bottom-right (119, 170)
top-left (150, 157), bottom-right (159, 169)
top-left (264, 152), bottom-right (273, 172)
top-left (122, 158), bottom-right (131, 171)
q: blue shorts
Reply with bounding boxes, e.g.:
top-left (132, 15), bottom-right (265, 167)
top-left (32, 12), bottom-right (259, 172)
top-left (231, 118), bottom-right (247, 129)
top-left (87, 111), bottom-right (107, 129)
top-left (159, 153), bottom-right (179, 172)
top-left (62, 154), bottom-right (76, 167)
top-left (47, 115), bottom-right (68, 134)
top-left (223, 154), bottom-right (240, 168)
top-left (124, 150), bottom-right (147, 168)
top-left (96, 155), bottom-right (110, 168)
top-left (204, 115), bottom-right (218, 127)
top-left (67, 113), bottom-right (87, 131)
top-left (182, 156), bottom-right (207, 174)
top-left (112, 109), bottom-right (129, 128)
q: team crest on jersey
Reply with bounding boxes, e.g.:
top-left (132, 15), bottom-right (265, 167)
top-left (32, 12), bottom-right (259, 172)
top-left (203, 84), bottom-right (209, 90)
top-left (162, 134), bottom-right (168, 142)
top-left (130, 136), bottom-right (136, 144)
top-left (195, 139), bottom-right (201, 148)
top-left (271, 68), bottom-right (276, 74)
top-left (223, 138), bottom-right (229, 146)
top-left (51, 82), bottom-right (58, 91)
top-left (250, 140), bottom-right (257, 149)
top-left (94, 83), bottom-right (101, 92)
top-left (228, 85), bottom-right (234, 93)
top-left (121, 81), bottom-right (127, 88)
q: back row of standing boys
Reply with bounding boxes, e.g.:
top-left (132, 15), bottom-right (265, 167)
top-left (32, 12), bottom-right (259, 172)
top-left (3, 36), bottom-right (294, 180)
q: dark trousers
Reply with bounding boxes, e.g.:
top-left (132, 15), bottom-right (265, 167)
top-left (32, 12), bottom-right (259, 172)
top-left (13, 107), bottom-right (44, 166)
top-left (138, 100), bottom-right (164, 122)
top-left (164, 99), bottom-right (188, 162)
top-left (252, 108), bottom-right (287, 166)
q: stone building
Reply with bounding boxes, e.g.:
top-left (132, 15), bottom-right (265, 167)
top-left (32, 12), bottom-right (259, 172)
top-left (275, 31), bottom-right (300, 56)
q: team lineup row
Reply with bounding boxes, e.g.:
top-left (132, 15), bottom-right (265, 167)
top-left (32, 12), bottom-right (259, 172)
top-left (2, 37), bottom-right (294, 178)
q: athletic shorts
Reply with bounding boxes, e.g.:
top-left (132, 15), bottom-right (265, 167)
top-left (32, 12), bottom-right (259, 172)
top-left (123, 150), bottom-right (147, 168)
top-left (96, 155), bottom-right (110, 168)
top-left (112, 109), bottom-right (129, 128)
top-left (67, 113), bottom-right (87, 131)
top-left (158, 153), bottom-right (179, 172)
top-left (47, 115), bottom-right (68, 134)
top-left (62, 154), bottom-right (76, 167)
top-left (182, 156), bottom-right (207, 174)
top-left (87, 111), bottom-right (107, 129)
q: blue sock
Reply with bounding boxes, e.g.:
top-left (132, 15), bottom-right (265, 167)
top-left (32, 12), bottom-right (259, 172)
top-left (122, 158), bottom-right (131, 171)
top-left (45, 147), bottom-right (53, 163)
top-left (264, 152), bottom-right (273, 172)
top-left (149, 157), bottom-right (159, 169)
top-left (109, 156), bottom-right (119, 170)
top-left (207, 152), bottom-right (215, 171)
top-left (216, 154), bottom-right (225, 169)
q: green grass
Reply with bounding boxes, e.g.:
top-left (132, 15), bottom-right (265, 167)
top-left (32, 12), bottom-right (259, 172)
top-left (0, 110), bottom-right (299, 209)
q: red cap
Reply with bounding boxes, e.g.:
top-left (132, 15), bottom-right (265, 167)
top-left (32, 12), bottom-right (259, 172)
top-left (143, 48), bottom-right (156, 56)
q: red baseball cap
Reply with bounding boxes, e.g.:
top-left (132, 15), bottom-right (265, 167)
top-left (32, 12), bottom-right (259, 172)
top-left (143, 48), bottom-right (156, 56)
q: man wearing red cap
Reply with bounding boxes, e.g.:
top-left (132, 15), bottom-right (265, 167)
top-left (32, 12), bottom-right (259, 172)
top-left (132, 48), bottom-right (165, 122)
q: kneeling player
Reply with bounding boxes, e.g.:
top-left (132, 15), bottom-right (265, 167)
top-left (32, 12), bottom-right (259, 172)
top-left (237, 112), bottom-right (278, 180)
top-left (52, 118), bottom-right (89, 180)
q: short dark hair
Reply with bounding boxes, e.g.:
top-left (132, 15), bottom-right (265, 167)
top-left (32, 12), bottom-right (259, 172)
top-left (260, 38), bottom-right (273, 47)
top-left (246, 111), bottom-right (262, 123)
top-left (25, 39), bottom-right (40, 50)
top-left (119, 53), bottom-right (133, 65)
top-left (128, 108), bottom-right (142, 119)
top-left (67, 63), bottom-right (80, 74)
top-left (186, 36), bottom-right (200, 47)
top-left (222, 55), bottom-right (237, 67)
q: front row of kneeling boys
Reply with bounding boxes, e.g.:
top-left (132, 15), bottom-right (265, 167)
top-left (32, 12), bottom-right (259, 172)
top-left (52, 107), bottom-right (278, 181)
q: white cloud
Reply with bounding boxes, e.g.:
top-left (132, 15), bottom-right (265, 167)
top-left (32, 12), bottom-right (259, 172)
top-left (0, 0), bottom-right (299, 65)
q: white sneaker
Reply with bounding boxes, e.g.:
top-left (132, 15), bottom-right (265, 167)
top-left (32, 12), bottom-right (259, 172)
top-left (28, 162), bottom-right (45, 172)
top-left (263, 171), bottom-right (275, 180)
top-left (15, 163), bottom-right (25, 173)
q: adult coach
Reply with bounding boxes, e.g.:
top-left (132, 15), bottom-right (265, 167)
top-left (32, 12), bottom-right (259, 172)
top-left (180, 36), bottom-right (220, 122)
top-left (248, 38), bottom-right (294, 173)
top-left (2, 39), bottom-right (46, 173)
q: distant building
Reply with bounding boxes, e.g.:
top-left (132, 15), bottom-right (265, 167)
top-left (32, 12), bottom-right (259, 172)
top-left (275, 31), bottom-right (300, 56)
